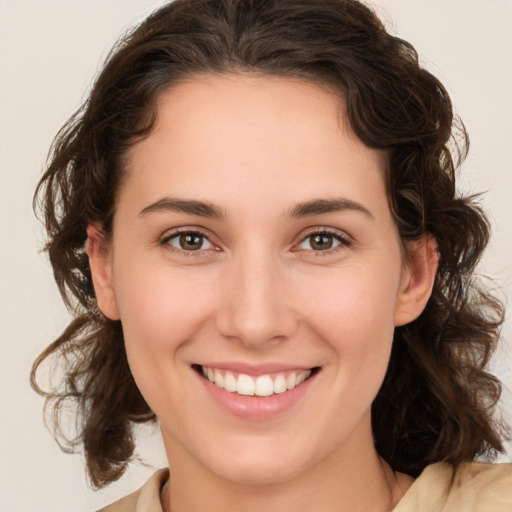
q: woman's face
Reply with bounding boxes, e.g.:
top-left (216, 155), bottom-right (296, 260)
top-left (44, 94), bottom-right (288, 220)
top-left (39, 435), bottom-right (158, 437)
top-left (91, 74), bottom-right (430, 485)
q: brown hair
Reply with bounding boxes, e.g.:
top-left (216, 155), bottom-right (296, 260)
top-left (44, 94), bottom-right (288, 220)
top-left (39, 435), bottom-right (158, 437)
top-left (32, 0), bottom-right (508, 488)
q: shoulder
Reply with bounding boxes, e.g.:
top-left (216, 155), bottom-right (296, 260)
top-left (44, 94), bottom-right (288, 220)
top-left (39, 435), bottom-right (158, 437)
top-left (97, 469), bottom-right (169, 512)
top-left (394, 461), bottom-right (512, 512)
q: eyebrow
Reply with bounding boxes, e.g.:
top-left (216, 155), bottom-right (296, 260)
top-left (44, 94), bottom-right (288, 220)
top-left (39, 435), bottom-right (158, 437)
top-left (288, 197), bottom-right (374, 219)
top-left (138, 196), bottom-right (373, 220)
top-left (139, 198), bottom-right (226, 219)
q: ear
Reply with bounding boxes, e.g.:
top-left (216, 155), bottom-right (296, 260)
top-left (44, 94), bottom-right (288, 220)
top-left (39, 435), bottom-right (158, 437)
top-left (394, 235), bottom-right (439, 327)
top-left (86, 224), bottom-right (120, 320)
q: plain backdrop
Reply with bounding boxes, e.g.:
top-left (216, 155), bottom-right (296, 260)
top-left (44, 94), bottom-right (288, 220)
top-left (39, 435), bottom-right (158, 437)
top-left (1, 1), bottom-right (511, 511)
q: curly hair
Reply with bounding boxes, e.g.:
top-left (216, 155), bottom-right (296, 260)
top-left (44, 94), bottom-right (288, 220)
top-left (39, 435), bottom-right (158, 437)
top-left (31, 0), bottom-right (508, 488)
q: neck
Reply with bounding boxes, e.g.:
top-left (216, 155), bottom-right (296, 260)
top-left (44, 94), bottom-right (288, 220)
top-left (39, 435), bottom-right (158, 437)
top-left (161, 421), bottom-right (411, 512)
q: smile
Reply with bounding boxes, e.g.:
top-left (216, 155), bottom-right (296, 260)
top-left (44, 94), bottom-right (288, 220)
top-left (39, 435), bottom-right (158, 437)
top-left (199, 365), bottom-right (313, 397)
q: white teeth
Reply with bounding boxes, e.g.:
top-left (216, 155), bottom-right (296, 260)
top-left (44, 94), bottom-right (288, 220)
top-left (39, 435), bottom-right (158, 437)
top-left (255, 375), bottom-right (274, 396)
top-left (286, 372), bottom-right (297, 390)
top-left (273, 374), bottom-right (287, 394)
top-left (201, 366), bottom-right (314, 396)
top-left (296, 370), bottom-right (310, 385)
top-left (224, 372), bottom-right (237, 392)
top-left (214, 369), bottom-right (224, 388)
top-left (237, 374), bottom-right (255, 396)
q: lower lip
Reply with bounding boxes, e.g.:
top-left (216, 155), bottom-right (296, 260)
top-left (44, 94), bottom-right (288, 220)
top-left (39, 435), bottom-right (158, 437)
top-left (196, 370), bottom-right (317, 420)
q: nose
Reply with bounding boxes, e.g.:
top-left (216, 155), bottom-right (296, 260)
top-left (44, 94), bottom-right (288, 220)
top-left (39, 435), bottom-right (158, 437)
top-left (215, 248), bottom-right (298, 349)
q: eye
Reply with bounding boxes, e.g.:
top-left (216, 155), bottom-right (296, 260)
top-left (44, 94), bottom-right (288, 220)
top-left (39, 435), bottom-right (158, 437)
top-left (297, 231), bottom-right (350, 252)
top-left (164, 231), bottom-right (214, 251)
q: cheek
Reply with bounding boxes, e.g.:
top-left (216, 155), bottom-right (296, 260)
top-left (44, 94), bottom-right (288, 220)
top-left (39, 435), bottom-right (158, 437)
top-left (112, 265), bottom-right (221, 415)
top-left (113, 263), bottom-right (220, 356)
top-left (296, 262), bottom-right (400, 380)
top-left (299, 262), bottom-right (399, 337)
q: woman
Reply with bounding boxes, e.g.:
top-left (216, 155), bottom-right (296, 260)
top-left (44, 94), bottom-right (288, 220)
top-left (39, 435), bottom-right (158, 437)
top-left (31, 0), bottom-right (511, 510)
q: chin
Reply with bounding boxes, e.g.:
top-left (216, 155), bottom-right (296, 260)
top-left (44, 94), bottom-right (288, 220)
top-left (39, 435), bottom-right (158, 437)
top-left (194, 435), bottom-right (318, 486)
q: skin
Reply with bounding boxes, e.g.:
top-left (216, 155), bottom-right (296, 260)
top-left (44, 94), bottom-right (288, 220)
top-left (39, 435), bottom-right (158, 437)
top-left (88, 74), bottom-right (438, 512)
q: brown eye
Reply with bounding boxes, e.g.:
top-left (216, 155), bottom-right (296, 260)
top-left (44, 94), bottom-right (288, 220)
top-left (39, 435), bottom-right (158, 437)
top-left (297, 231), bottom-right (348, 252)
top-left (310, 234), bottom-right (334, 250)
top-left (179, 233), bottom-right (203, 250)
top-left (166, 232), bottom-right (213, 251)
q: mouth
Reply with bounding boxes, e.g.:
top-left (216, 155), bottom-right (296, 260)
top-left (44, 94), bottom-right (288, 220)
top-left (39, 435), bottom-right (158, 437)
top-left (193, 364), bottom-right (320, 397)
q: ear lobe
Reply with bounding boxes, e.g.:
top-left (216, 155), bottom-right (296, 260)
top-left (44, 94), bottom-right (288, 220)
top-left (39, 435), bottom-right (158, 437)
top-left (86, 224), bottom-right (120, 321)
top-left (394, 235), bottom-right (439, 327)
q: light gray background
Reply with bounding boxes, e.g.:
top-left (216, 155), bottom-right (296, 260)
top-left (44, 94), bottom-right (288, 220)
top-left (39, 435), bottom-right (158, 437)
top-left (1, 1), bottom-right (511, 511)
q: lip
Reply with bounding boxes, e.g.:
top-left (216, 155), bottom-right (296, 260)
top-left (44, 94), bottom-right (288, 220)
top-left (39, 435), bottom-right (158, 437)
top-left (193, 363), bottom-right (319, 420)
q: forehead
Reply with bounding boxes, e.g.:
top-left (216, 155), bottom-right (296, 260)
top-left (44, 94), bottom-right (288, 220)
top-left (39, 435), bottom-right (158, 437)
top-left (129, 73), bottom-right (353, 162)
top-left (121, 73), bottom-right (388, 218)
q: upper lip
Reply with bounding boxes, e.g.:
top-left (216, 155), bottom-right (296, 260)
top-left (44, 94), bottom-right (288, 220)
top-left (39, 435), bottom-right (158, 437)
top-left (194, 362), bottom-right (317, 376)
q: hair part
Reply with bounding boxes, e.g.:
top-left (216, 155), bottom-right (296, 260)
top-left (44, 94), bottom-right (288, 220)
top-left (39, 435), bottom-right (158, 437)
top-left (32, 0), bottom-right (508, 488)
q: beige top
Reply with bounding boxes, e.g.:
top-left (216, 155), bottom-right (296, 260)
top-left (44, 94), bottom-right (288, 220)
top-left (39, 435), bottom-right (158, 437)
top-left (99, 461), bottom-right (512, 512)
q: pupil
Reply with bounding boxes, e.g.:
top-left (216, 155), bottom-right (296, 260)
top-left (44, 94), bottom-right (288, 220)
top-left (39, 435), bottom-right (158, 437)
top-left (311, 234), bottom-right (332, 250)
top-left (180, 233), bottom-right (203, 250)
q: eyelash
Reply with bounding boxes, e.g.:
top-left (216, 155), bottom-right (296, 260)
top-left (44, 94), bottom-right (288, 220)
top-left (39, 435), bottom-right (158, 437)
top-left (160, 229), bottom-right (217, 257)
top-left (296, 228), bottom-right (353, 256)
top-left (159, 228), bottom-right (352, 256)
